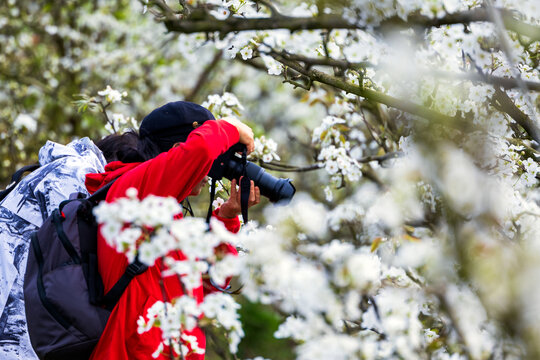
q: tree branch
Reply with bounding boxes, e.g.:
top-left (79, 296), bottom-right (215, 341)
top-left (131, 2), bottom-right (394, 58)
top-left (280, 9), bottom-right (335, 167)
top-left (430, 69), bottom-right (540, 92)
top-left (150, 0), bottom-right (178, 20)
top-left (492, 88), bottom-right (540, 144)
top-left (185, 49), bottom-right (224, 102)
top-left (356, 151), bottom-right (404, 163)
top-left (270, 52), bottom-right (469, 127)
top-left (258, 152), bottom-right (402, 173)
top-left (164, 8), bottom-right (540, 41)
top-left (260, 161), bottom-right (323, 172)
top-left (275, 54), bottom-right (540, 91)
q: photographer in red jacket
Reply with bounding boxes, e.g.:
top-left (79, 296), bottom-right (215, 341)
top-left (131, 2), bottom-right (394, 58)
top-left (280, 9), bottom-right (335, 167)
top-left (85, 101), bottom-right (259, 360)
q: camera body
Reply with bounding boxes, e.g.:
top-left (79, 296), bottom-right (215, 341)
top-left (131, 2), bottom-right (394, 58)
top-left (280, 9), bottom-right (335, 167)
top-left (208, 143), bottom-right (296, 204)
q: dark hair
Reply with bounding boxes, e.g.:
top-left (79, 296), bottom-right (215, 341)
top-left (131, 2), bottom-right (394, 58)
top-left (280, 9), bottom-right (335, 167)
top-left (136, 135), bottom-right (161, 162)
top-left (95, 129), bottom-right (166, 163)
top-left (95, 130), bottom-right (142, 163)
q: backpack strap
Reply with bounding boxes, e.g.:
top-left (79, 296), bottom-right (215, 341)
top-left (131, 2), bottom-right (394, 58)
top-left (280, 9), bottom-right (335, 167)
top-left (86, 178), bottom-right (148, 310)
top-left (87, 180), bottom-right (116, 204)
top-left (0, 163), bottom-right (40, 202)
top-left (72, 178), bottom-right (147, 310)
top-left (100, 259), bottom-right (147, 311)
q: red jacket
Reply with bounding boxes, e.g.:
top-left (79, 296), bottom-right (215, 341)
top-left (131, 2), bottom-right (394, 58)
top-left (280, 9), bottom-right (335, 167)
top-left (86, 120), bottom-right (240, 360)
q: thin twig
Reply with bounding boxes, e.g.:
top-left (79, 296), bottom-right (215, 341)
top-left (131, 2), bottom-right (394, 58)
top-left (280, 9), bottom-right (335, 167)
top-left (359, 107), bottom-right (388, 152)
top-left (185, 49), bottom-right (224, 102)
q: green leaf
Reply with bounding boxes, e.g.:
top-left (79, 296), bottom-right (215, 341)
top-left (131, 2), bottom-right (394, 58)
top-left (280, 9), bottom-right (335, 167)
top-left (371, 237), bottom-right (383, 252)
top-left (320, 129), bottom-right (328, 140)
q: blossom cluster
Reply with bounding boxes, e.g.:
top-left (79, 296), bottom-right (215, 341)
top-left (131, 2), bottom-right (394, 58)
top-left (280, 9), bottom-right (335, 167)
top-left (93, 188), bottom-right (245, 356)
top-left (137, 293), bottom-right (243, 358)
top-left (236, 200), bottom-right (433, 359)
top-left (97, 85), bottom-right (128, 104)
top-left (312, 116), bottom-right (363, 183)
top-left (201, 92), bottom-right (245, 119)
top-left (93, 187), bottom-right (182, 262)
top-left (249, 135), bottom-right (281, 163)
top-left (105, 112), bottom-right (138, 134)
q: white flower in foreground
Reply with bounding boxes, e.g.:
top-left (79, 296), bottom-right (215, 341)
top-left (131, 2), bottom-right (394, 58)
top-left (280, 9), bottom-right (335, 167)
top-left (336, 251), bottom-right (382, 292)
top-left (265, 193), bottom-right (328, 237)
top-left (200, 293), bottom-right (244, 353)
top-left (209, 254), bottom-right (242, 285)
top-left (424, 329), bottom-right (439, 343)
top-left (206, 94), bottom-right (223, 106)
top-left (319, 240), bottom-right (355, 264)
top-left (274, 315), bottom-right (328, 342)
top-left (170, 218), bottom-right (219, 260)
top-left (296, 334), bottom-right (361, 360)
top-left (181, 333), bottom-right (205, 355)
top-left (139, 195), bottom-right (182, 227)
top-left (115, 227), bottom-right (143, 262)
top-left (440, 146), bottom-right (485, 215)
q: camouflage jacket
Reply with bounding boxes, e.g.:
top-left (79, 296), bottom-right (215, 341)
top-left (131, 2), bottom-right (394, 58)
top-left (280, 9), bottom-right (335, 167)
top-left (0, 138), bottom-right (106, 360)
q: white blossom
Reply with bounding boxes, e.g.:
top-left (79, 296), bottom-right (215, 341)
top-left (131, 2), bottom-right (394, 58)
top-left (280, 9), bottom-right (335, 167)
top-left (97, 85), bottom-right (127, 103)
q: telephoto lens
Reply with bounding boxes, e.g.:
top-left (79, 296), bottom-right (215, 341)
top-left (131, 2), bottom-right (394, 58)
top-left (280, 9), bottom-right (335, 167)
top-left (208, 144), bottom-right (296, 204)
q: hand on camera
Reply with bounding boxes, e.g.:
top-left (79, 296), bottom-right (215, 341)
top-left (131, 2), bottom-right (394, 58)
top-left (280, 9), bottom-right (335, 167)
top-left (217, 178), bottom-right (260, 219)
top-left (222, 117), bottom-right (254, 154)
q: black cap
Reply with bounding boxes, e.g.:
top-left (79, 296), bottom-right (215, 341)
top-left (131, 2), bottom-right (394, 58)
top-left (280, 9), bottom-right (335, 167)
top-left (139, 101), bottom-right (215, 152)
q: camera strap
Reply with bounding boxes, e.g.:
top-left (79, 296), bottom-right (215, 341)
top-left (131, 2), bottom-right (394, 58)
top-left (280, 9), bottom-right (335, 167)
top-left (239, 147), bottom-right (250, 224)
top-left (206, 178), bottom-right (217, 224)
top-left (205, 146), bottom-right (250, 225)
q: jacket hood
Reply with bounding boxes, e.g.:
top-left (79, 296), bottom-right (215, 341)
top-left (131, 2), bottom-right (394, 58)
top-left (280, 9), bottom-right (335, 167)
top-left (85, 161), bottom-right (141, 194)
top-left (1, 138), bottom-right (107, 226)
top-left (39, 137), bottom-right (106, 168)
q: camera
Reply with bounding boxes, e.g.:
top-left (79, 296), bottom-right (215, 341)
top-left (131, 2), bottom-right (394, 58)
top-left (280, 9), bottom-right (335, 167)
top-left (208, 143), bottom-right (296, 204)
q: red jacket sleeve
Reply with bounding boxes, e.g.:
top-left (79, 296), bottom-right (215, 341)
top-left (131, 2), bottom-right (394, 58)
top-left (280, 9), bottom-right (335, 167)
top-left (106, 119), bottom-right (239, 202)
top-left (212, 209), bottom-right (241, 234)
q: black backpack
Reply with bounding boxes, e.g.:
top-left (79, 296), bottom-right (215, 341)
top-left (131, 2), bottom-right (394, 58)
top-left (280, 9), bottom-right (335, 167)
top-left (23, 181), bottom-right (147, 360)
